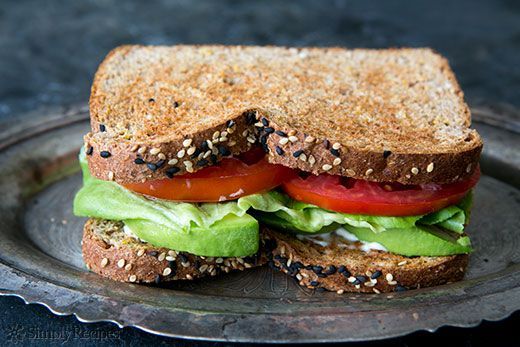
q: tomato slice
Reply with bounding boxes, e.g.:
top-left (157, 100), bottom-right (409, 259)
top-left (282, 168), bottom-right (480, 216)
top-left (124, 148), bottom-right (297, 202)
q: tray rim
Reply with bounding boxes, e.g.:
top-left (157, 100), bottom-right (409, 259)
top-left (0, 103), bottom-right (519, 343)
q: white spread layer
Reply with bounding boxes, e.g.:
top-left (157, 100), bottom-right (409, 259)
top-left (296, 227), bottom-right (388, 252)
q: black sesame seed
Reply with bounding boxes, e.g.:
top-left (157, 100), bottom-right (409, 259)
top-left (312, 265), bottom-right (323, 273)
top-left (342, 270), bottom-right (352, 278)
top-left (316, 287), bottom-right (326, 293)
top-left (99, 124), bottom-right (106, 132)
top-left (264, 127), bottom-right (274, 134)
top-left (294, 261), bottom-right (304, 269)
top-left (353, 279), bottom-right (361, 285)
top-left (165, 167), bottom-right (180, 178)
top-left (355, 275), bottom-right (367, 283)
top-left (196, 159), bottom-right (209, 167)
top-left (173, 101), bottom-right (180, 108)
top-left (305, 265), bottom-right (313, 270)
top-left (383, 150), bottom-right (392, 158)
top-left (330, 148), bottom-right (340, 157)
top-left (338, 265), bottom-right (346, 273)
top-left (293, 149), bottom-right (304, 158)
top-left (226, 120), bottom-right (235, 128)
top-left (148, 98), bottom-right (155, 103)
top-left (168, 260), bottom-right (177, 269)
top-left (134, 157), bottom-right (145, 165)
top-left (210, 154), bottom-right (218, 165)
top-left (148, 251), bottom-right (158, 257)
top-left (395, 285), bottom-right (407, 292)
top-left (190, 148), bottom-right (201, 159)
top-left (194, 260), bottom-right (201, 269)
top-left (261, 117), bottom-right (269, 126)
top-left (86, 146), bottom-right (93, 155)
top-left (100, 151), bottom-right (111, 158)
top-left (154, 275), bottom-right (161, 284)
top-left (147, 163), bottom-right (157, 171)
top-left (245, 111), bottom-right (256, 125)
top-left (218, 145), bottom-right (231, 156)
top-left (323, 139), bottom-right (330, 149)
top-left (371, 270), bottom-right (383, 279)
top-left (317, 273), bottom-right (327, 278)
top-left (275, 146), bottom-right (284, 156)
top-left (275, 130), bottom-right (287, 137)
top-left (324, 265), bottom-right (337, 275)
top-left (201, 141), bottom-right (209, 151)
top-left (310, 281), bottom-right (319, 286)
top-left (156, 160), bottom-right (165, 168)
top-left (274, 254), bottom-right (282, 261)
top-left (179, 254), bottom-right (188, 263)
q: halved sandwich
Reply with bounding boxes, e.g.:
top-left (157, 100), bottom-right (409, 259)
top-left (74, 45), bottom-right (482, 292)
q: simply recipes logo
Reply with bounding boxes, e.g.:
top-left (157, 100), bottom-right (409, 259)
top-left (2, 323), bottom-right (121, 343)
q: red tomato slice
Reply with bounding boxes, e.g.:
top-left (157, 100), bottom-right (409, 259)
top-left (282, 168), bottom-right (480, 216)
top-left (124, 148), bottom-right (297, 202)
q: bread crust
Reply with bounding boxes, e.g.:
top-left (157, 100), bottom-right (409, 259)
top-left (82, 219), bottom-right (264, 283)
top-left (85, 45), bottom-right (482, 185)
top-left (262, 229), bottom-right (468, 293)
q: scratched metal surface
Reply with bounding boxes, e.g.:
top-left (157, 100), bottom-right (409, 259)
top-left (0, 105), bottom-right (518, 342)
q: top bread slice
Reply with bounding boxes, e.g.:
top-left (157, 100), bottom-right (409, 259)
top-left (86, 45), bottom-right (482, 184)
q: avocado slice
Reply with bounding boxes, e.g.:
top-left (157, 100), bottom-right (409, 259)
top-left (346, 225), bottom-right (472, 257)
top-left (125, 214), bottom-right (259, 257)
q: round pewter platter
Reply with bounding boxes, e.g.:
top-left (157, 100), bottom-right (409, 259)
top-left (0, 104), bottom-right (519, 343)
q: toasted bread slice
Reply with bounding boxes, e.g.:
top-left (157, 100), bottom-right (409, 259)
top-left (86, 45), bottom-right (482, 185)
top-left (82, 218), bottom-right (264, 283)
top-left (262, 229), bottom-right (468, 293)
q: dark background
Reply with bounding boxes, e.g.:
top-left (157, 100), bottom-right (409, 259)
top-left (1, 0), bottom-right (519, 345)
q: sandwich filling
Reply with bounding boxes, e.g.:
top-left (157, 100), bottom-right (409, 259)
top-left (74, 147), bottom-right (478, 257)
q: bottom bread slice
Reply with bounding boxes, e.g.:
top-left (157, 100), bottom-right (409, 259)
top-left (82, 218), bottom-right (265, 283)
top-left (261, 228), bottom-right (468, 293)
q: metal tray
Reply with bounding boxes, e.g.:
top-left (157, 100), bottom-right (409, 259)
top-left (0, 104), bottom-right (519, 343)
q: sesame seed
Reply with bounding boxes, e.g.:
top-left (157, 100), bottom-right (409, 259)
top-left (134, 158), bottom-right (145, 165)
top-left (117, 259), bottom-right (126, 268)
top-left (242, 129), bottom-right (249, 137)
top-left (216, 257), bottom-right (224, 264)
top-left (333, 158), bottom-right (342, 166)
top-left (165, 256), bottom-right (175, 261)
top-left (158, 252), bottom-right (166, 261)
top-left (100, 258), bottom-right (109, 267)
top-left (166, 167), bottom-right (180, 178)
top-left (279, 137), bottom-right (289, 145)
top-left (388, 280), bottom-right (398, 286)
top-left (337, 289), bottom-right (344, 294)
top-left (346, 169), bottom-right (356, 176)
top-left (264, 127), bottom-right (274, 134)
top-left (330, 148), bottom-right (340, 157)
top-left (293, 150), bottom-right (304, 158)
top-left (150, 147), bottom-right (161, 155)
top-left (213, 131), bottom-right (220, 139)
top-left (365, 168), bottom-right (373, 175)
top-left (348, 276), bottom-right (356, 283)
top-left (146, 163), bottom-right (157, 171)
top-left (332, 142), bottom-right (341, 150)
top-left (187, 147), bottom-right (196, 156)
top-left (308, 155), bottom-right (316, 165)
top-left (186, 274), bottom-right (193, 280)
top-left (411, 167), bottom-right (419, 175)
top-left (177, 149), bottom-right (185, 158)
top-left (364, 281), bottom-right (375, 287)
top-left (137, 146), bottom-right (147, 155)
top-left (383, 150), bottom-right (392, 158)
top-left (413, 312), bottom-right (419, 320)
top-left (205, 139), bottom-right (214, 149)
top-left (219, 136), bottom-right (228, 143)
top-left (226, 120), bottom-right (235, 128)
top-left (304, 136), bottom-right (315, 143)
top-left (99, 124), bottom-right (106, 132)
top-left (168, 158), bottom-right (178, 165)
top-left (373, 288), bottom-right (381, 294)
top-left (199, 264), bottom-right (209, 273)
top-left (100, 151), bottom-right (111, 158)
top-left (299, 153), bottom-right (307, 162)
top-left (466, 163), bottom-right (472, 173)
top-left (182, 139), bottom-right (193, 147)
top-left (125, 263), bottom-right (132, 271)
top-left (322, 164), bottom-right (332, 171)
top-left (107, 171), bottom-right (114, 181)
top-left (162, 267), bottom-right (172, 276)
top-left (130, 144), bottom-right (139, 152)
top-left (275, 130), bottom-right (287, 137)
top-left (275, 146), bottom-right (284, 155)
top-left (386, 273), bottom-right (393, 282)
top-left (137, 249), bottom-right (145, 257)
top-left (181, 261), bottom-right (191, 268)
top-left (86, 146), bottom-right (93, 155)
top-left (427, 162), bottom-right (435, 173)
top-left (288, 130), bottom-right (296, 136)
top-left (247, 136), bottom-right (256, 143)
top-left (158, 153), bottom-right (166, 160)
top-left (129, 275), bottom-right (137, 282)
top-left (398, 261), bottom-right (407, 266)
top-left (371, 270), bottom-right (382, 279)
top-left (288, 136), bottom-right (298, 143)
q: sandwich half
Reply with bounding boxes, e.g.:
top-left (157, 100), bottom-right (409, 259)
top-left (74, 45), bottom-right (482, 292)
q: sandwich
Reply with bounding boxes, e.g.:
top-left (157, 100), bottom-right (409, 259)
top-left (74, 45), bottom-right (482, 293)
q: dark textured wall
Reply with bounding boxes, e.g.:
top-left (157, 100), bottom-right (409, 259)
top-left (1, 0), bottom-right (520, 123)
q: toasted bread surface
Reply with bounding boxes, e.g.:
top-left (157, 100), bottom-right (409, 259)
top-left (82, 218), bottom-right (264, 283)
top-left (262, 229), bottom-right (468, 293)
top-left (86, 45), bottom-right (482, 184)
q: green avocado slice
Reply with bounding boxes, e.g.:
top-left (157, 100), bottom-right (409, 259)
top-left (345, 225), bottom-right (472, 257)
top-left (125, 214), bottom-right (259, 257)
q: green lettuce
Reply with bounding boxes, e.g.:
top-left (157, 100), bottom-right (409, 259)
top-left (74, 150), bottom-right (472, 257)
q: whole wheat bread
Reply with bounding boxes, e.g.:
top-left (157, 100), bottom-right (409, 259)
top-left (82, 218), bottom-right (264, 283)
top-left (85, 45), bottom-right (482, 185)
top-left (262, 229), bottom-right (468, 293)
